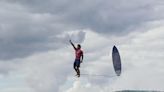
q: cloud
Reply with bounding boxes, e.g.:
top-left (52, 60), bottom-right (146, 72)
top-left (0, 0), bottom-right (88, 60)
top-left (57, 30), bottom-right (86, 44)
top-left (0, 1), bottom-right (57, 59)
top-left (0, 0), bottom-right (163, 60)
top-left (0, 24), bottom-right (164, 92)
top-left (65, 80), bottom-right (104, 92)
top-left (0, 47), bottom-right (74, 92)
top-left (69, 31), bottom-right (86, 43)
top-left (9, 0), bottom-right (162, 35)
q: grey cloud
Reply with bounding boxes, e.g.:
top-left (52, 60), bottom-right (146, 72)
top-left (4, 0), bottom-right (163, 34)
top-left (64, 0), bottom-right (163, 35)
top-left (0, 1), bottom-right (68, 60)
top-left (0, 0), bottom-right (163, 60)
top-left (6, 0), bottom-right (163, 34)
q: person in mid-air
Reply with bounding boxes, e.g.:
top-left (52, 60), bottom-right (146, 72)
top-left (69, 40), bottom-right (83, 77)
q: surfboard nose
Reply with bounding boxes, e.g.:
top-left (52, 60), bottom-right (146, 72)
top-left (113, 45), bottom-right (118, 53)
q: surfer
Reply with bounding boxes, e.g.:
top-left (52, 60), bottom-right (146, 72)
top-left (69, 40), bottom-right (83, 77)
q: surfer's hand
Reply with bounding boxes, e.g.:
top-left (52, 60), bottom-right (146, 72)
top-left (69, 40), bottom-right (71, 43)
top-left (80, 60), bottom-right (83, 63)
top-left (69, 40), bottom-right (72, 43)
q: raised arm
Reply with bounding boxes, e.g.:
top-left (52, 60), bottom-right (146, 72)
top-left (69, 40), bottom-right (76, 50)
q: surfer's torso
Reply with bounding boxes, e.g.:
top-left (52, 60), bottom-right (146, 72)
top-left (75, 49), bottom-right (83, 60)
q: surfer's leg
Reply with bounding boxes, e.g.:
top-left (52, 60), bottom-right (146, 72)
top-left (77, 67), bottom-right (80, 77)
top-left (74, 61), bottom-right (78, 75)
top-left (77, 61), bottom-right (80, 77)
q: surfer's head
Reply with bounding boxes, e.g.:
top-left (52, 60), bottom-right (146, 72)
top-left (77, 44), bottom-right (81, 49)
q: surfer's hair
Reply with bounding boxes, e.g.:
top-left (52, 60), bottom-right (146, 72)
top-left (77, 44), bottom-right (81, 48)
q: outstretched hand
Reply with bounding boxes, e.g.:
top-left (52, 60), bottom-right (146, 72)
top-left (69, 40), bottom-right (72, 43)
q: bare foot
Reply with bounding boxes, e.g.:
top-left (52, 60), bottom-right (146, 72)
top-left (77, 74), bottom-right (80, 77)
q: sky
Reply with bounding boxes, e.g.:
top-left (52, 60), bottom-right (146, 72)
top-left (0, 0), bottom-right (164, 92)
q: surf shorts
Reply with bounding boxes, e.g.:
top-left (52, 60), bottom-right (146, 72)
top-left (74, 59), bottom-right (80, 68)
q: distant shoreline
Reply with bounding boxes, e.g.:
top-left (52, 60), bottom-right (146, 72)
top-left (115, 90), bottom-right (163, 92)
